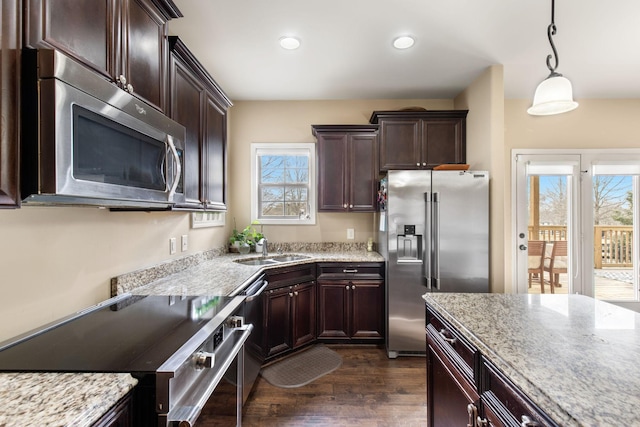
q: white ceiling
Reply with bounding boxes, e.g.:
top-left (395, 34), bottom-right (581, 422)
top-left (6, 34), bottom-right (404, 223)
top-left (168, 0), bottom-right (640, 102)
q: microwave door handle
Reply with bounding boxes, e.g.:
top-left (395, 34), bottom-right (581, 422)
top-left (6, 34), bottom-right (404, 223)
top-left (166, 135), bottom-right (181, 202)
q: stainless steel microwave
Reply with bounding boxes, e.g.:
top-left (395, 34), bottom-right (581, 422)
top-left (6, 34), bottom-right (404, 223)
top-left (21, 49), bottom-right (185, 208)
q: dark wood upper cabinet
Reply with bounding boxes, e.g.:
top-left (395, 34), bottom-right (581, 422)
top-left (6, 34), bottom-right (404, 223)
top-left (0, 0), bottom-right (21, 207)
top-left (24, 0), bottom-right (182, 112)
top-left (370, 110), bottom-right (467, 170)
top-left (168, 36), bottom-right (232, 211)
top-left (312, 125), bottom-right (379, 213)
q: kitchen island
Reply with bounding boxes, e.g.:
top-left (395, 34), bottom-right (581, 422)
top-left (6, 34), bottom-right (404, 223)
top-left (424, 293), bottom-right (640, 426)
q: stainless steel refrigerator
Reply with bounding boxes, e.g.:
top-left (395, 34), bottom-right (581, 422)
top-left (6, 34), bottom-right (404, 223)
top-left (378, 170), bottom-right (489, 358)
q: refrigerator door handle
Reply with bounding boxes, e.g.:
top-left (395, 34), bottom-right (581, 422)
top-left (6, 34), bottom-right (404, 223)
top-left (424, 192), bottom-right (432, 289)
top-left (433, 192), bottom-right (441, 290)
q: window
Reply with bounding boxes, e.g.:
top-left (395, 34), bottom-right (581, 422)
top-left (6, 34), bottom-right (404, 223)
top-left (251, 143), bottom-right (316, 225)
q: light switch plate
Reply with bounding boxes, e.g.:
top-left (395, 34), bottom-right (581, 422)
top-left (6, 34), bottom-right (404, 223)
top-left (347, 228), bottom-right (355, 239)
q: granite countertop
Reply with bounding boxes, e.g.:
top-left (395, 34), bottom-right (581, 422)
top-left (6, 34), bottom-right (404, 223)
top-left (0, 373), bottom-right (137, 427)
top-left (423, 293), bottom-right (640, 427)
top-left (114, 249), bottom-right (384, 296)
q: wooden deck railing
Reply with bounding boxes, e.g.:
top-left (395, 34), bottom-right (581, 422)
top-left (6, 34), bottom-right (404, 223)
top-left (528, 225), bottom-right (633, 268)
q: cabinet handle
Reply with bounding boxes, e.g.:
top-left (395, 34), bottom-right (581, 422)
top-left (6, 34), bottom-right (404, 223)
top-left (467, 404), bottom-right (477, 427)
top-left (343, 269), bottom-right (358, 273)
top-left (521, 416), bottom-right (541, 427)
top-left (438, 329), bottom-right (457, 345)
top-left (476, 416), bottom-right (488, 427)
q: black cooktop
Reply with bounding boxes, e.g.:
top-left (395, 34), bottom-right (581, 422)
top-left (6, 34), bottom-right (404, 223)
top-left (0, 294), bottom-right (239, 373)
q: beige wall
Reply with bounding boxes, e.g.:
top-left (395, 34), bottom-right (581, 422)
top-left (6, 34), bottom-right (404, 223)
top-left (0, 207), bottom-right (227, 342)
top-left (227, 99), bottom-right (455, 243)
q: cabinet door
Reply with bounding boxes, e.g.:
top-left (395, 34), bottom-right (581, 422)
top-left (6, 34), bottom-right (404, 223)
top-left (24, 0), bottom-right (115, 79)
top-left (350, 280), bottom-right (384, 338)
top-left (379, 119), bottom-right (421, 170)
top-left (317, 133), bottom-right (348, 211)
top-left (317, 281), bottom-right (350, 338)
top-left (348, 133), bottom-right (378, 212)
top-left (169, 57), bottom-right (203, 207)
top-left (121, 0), bottom-right (168, 111)
top-left (203, 93), bottom-right (227, 210)
top-left (291, 281), bottom-right (316, 348)
top-left (0, 0), bottom-right (21, 207)
top-left (427, 345), bottom-right (479, 427)
top-left (264, 287), bottom-right (293, 357)
top-left (422, 118), bottom-right (466, 168)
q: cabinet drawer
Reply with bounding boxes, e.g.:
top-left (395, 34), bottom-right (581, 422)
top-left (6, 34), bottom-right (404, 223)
top-left (265, 263), bottom-right (316, 290)
top-left (426, 305), bottom-right (478, 386)
top-left (317, 262), bottom-right (384, 280)
top-left (480, 359), bottom-right (557, 427)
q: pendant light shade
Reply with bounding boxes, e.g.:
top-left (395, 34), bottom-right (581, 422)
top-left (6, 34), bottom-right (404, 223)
top-left (528, 0), bottom-right (578, 116)
top-left (527, 73), bottom-right (578, 116)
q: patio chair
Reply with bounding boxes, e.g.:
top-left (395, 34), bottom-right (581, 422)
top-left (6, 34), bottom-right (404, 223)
top-left (528, 240), bottom-right (546, 292)
top-left (544, 241), bottom-right (567, 293)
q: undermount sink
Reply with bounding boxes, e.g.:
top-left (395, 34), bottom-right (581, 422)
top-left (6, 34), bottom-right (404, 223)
top-left (234, 254), bottom-right (310, 266)
top-left (269, 255), bottom-right (310, 262)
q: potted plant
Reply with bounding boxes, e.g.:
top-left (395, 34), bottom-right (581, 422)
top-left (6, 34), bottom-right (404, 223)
top-left (229, 220), bottom-right (264, 254)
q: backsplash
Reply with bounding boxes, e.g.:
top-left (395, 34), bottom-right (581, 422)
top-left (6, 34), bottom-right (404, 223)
top-left (267, 241), bottom-right (369, 252)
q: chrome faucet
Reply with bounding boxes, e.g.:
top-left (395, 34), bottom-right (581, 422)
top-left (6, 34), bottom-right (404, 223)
top-left (262, 237), bottom-right (268, 256)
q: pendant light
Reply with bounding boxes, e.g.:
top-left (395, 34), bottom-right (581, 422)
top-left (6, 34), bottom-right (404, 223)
top-left (527, 0), bottom-right (578, 116)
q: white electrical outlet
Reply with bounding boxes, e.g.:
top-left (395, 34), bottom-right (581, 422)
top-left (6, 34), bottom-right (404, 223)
top-left (347, 228), bottom-right (355, 239)
top-left (169, 237), bottom-right (177, 255)
top-left (181, 235), bottom-right (188, 252)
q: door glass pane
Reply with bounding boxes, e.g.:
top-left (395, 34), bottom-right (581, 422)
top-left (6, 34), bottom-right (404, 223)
top-left (592, 174), bottom-right (636, 301)
top-left (527, 175), bottom-right (571, 294)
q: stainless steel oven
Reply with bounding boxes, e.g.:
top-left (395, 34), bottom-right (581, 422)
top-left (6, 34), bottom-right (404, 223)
top-left (21, 49), bottom-right (186, 208)
top-left (0, 294), bottom-right (251, 426)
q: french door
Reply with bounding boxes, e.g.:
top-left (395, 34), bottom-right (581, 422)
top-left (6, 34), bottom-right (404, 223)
top-left (513, 150), bottom-right (640, 302)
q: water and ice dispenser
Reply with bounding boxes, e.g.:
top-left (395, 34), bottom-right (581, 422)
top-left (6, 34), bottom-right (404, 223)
top-left (396, 224), bottom-right (423, 263)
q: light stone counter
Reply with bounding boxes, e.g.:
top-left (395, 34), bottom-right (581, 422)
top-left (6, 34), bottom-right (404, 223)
top-left (423, 293), bottom-right (640, 427)
top-left (0, 372), bottom-right (137, 427)
top-left (113, 248), bottom-right (384, 296)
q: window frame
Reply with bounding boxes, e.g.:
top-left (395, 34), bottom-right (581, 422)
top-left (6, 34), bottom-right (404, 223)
top-left (250, 142), bottom-right (316, 225)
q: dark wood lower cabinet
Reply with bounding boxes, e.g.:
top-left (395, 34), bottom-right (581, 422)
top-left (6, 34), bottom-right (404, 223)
top-left (426, 304), bottom-right (558, 427)
top-left (263, 264), bottom-right (316, 360)
top-left (316, 263), bottom-right (384, 342)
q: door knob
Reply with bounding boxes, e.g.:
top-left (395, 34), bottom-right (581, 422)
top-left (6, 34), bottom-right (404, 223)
top-left (519, 244), bottom-right (527, 251)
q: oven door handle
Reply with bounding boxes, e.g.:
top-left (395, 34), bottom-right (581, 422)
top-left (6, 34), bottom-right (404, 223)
top-left (245, 279), bottom-right (269, 302)
top-left (166, 324), bottom-right (253, 427)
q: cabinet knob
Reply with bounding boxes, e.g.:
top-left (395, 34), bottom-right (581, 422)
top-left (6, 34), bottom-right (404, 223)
top-left (294, 291), bottom-right (299, 296)
top-left (422, 162), bottom-right (426, 166)
top-left (343, 203), bottom-right (348, 208)
top-left (349, 204), bottom-right (353, 208)
top-left (476, 417), bottom-right (488, 427)
top-left (416, 163), bottom-right (420, 167)
top-left (351, 285), bottom-right (356, 290)
top-left (118, 74), bottom-right (127, 85)
top-left (438, 328), bottom-right (457, 345)
top-left (467, 404), bottom-right (478, 427)
top-left (126, 83), bottom-right (134, 93)
top-left (345, 285), bottom-right (350, 290)
top-left (521, 416), bottom-right (541, 427)
top-left (289, 293), bottom-right (293, 297)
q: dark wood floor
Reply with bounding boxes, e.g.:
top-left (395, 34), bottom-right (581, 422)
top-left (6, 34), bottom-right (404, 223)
top-left (241, 345), bottom-right (428, 427)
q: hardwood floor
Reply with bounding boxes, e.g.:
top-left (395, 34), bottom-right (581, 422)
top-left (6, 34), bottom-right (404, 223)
top-left (241, 345), bottom-right (428, 427)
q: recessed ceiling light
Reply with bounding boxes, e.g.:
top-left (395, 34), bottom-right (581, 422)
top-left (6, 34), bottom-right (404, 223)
top-left (393, 35), bottom-right (415, 50)
top-left (279, 36), bottom-right (301, 50)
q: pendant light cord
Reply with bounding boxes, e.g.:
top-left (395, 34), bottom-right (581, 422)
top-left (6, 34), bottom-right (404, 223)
top-left (545, 0), bottom-right (561, 76)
